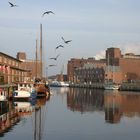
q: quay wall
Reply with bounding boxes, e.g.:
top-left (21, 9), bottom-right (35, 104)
top-left (69, 83), bottom-right (104, 89)
top-left (69, 82), bottom-right (140, 92)
top-left (120, 83), bottom-right (140, 91)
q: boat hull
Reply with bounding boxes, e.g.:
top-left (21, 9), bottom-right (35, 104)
top-left (104, 84), bottom-right (120, 90)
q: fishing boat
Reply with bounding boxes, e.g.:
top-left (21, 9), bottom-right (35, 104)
top-left (13, 82), bottom-right (37, 100)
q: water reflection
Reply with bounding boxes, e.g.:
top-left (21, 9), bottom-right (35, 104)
top-left (0, 97), bottom-right (49, 140)
top-left (1, 88), bottom-right (140, 140)
top-left (67, 88), bottom-right (104, 113)
top-left (104, 90), bottom-right (140, 123)
top-left (0, 101), bottom-right (20, 137)
top-left (67, 88), bottom-right (140, 123)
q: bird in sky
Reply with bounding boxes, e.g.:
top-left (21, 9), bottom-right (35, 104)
top-left (49, 54), bottom-right (60, 60)
top-left (8, 2), bottom-right (18, 7)
top-left (55, 45), bottom-right (64, 50)
top-left (42, 11), bottom-right (55, 17)
top-left (61, 37), bottom-right (72, 44)
top-left (49, 64), bottom-right (57, 67)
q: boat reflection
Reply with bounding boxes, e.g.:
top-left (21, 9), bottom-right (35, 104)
top-left (67, 88), bottom-right (140, 123)
top-left (32, 97), bottom-right (48, 140)
top-left (0, 96), bottom-right (49, 139)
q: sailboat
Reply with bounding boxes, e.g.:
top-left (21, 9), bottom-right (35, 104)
top-left (34, 24), bottom-right (50, 98)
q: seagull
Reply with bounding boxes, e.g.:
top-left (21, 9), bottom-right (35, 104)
top-left (49, 54), bottom-right (60, 60)
top-left (49, 64), bottom-right (57, 67)
top-left (42, 11), bottom-right (55, 17)
top-left (8, 2), bottom-right (18, 7)
top-left (55, 45), bottom-right (64, 50)
top-left (61, 37), bottom-right (72, 44)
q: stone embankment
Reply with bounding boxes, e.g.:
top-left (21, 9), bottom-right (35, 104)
top-left (69, 82), bottom-right (140, 91)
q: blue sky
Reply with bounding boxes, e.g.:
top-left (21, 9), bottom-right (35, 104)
top-left (0, 0), bottom-right (140, 76)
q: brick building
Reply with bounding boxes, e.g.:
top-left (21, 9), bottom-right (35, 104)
top-left (17, 52), bottom-right (42, 80)
top-left (74, 63), bottom-right (105, 83)
top-left (67, 48), bottom-right (140, 84)
top-left (106, 48), bottom-right (140, 82)
top-left (0, 52), bottom-right (30, 84)
top-left (67, 58), bottom-right (106, 82)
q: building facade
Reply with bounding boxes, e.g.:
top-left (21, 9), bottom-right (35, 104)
top-left (0, 52), bottom-right (30, 84)
top-left (17, 52), bottom-right (42, 80)
top-left (106, 48), bottom-right (140, 82)
top-left (74, 63), bottom-right (105, 83)
top-left (67, 58), bottom-right (106, 82)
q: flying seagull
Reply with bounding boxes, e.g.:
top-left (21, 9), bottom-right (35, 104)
top-left (42, 11), bottom-right (55, 17)
top-left (49, 54), bottom-right (60, 60)
top-left (55, 45), bottom-right (64, 50)
top-left (49, 64), bottom-right (57, 67)
top-left (8, 2), bottom-right (18, 7)
top-left (61, 37), bottom-right (72, 44)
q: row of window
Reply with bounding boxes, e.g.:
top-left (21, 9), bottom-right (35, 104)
top-left (0, 56), bottom-right (19, 67)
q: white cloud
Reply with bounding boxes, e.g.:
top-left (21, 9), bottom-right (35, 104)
top-left (117, 43), bottom-right (140, 55)
top-left (94, 50), bottom-right (105, 60)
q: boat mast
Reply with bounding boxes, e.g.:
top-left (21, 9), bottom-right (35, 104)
top-left (40, 24), bottom-right (43, 79)
top-left (35, 39), bottom-right (38, 78)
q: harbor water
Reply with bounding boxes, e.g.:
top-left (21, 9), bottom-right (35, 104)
top-left (1, 87), bottom-right (140, 140)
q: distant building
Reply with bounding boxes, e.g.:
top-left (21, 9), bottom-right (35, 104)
top-left (67, 57), bottom-right (106, 82)
top-left (68, 48), bottom-right (140, 84)
top-left (17, 52), bottom-right (26, 62)
top-left (106, 47), bottom-right (140, 83)
top-left (74, 63), bottom-right (105, 83)
top-left (16, 52), bottom-right (42, 80)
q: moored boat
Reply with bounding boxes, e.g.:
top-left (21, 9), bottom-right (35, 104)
top-left (35, 82), bottom-right (50, 98)
top-left (104, 83), bottom-right (120, 90)
top-left (50, 81), bottom-right (69, 87)
top-left (13, 82), bottom-right (37, 101)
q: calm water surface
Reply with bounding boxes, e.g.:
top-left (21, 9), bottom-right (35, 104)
top-left (1, 88), bottom-right (140, 140)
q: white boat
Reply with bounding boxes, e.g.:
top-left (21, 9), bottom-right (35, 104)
top-left (50, 81), bottom-right (69, 87)
top-left (13, 82), bottom-right (37, 100)
top-left (104, 83), bottom-right (120, 90)
top-left (0, 88), bottom-right (8, 101)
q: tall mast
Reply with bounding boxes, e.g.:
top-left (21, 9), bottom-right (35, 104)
top-left (40, 24), bottom-right (43, 78)
top-left (35, 39), bottom-right (38, 78)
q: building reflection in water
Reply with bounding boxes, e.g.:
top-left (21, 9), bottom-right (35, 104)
top-left (67, 88), bottom-right (140, 123)
top-left (0, 96), bottom-right (49, 139)
top-left (104, 90), bottom-right (140, 123)
top-left (0, 101), bottom-right (20, 137)
top-left (67, 88), bottom-right (104, 113)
